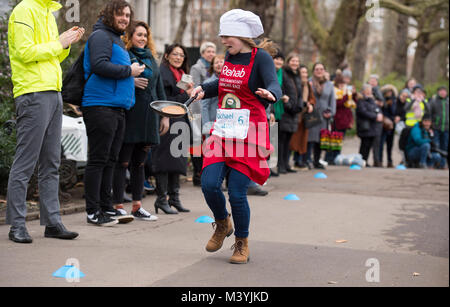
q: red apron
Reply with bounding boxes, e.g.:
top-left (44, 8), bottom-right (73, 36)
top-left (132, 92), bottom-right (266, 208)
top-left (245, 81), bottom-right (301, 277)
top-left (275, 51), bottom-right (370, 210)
top-left (202, 48), bottom-right (272, 185)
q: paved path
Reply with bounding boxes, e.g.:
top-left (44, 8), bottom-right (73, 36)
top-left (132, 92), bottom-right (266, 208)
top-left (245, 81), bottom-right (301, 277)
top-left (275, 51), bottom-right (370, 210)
top-left (0, 138), bottom-right (448, 287)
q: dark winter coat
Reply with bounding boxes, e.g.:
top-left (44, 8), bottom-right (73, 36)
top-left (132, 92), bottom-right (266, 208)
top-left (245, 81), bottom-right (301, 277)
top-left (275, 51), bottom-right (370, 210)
top-left (151, 63), bottom-right (190, 175)
top-left (279, 67), bottom-right (303, 133)
top-left (356, 96), bottom-right (382, 138)
top-left (123, 47), bottom-right (166, 145)
top-left (430, 94), bottom-right (449, 132)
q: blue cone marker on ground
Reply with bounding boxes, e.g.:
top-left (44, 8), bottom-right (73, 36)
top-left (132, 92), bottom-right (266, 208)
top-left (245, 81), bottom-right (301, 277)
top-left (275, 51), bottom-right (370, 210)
top-left (350, 165), bottom-right (362, 170)
top-left (52, 265), bottom-right (85, 279)
top-left (284, 194), bottom-right (300, 201)
top-left (195, 216), bottom-right (215, 223)
top-left (314, 172), bottom-right (328, 179)
top-left (396, 164), bottom-right (407, 170)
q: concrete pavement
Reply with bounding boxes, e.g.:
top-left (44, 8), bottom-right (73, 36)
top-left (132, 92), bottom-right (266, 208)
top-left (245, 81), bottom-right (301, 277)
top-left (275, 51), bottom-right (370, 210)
top-left (0, 137), bottom-right (448, 287)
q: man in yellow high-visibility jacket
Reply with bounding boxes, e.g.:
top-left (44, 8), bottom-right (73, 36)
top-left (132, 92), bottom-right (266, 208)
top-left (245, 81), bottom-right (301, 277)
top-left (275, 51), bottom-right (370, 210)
top-left (6, 0), bottom-right (84, 244)
top-left (405, 84), bottom-right (430, 127)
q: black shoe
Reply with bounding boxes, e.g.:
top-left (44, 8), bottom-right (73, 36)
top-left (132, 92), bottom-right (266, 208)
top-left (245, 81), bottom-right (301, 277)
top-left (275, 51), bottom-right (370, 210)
top-left (247, 185), bottom-right (269, 196)
top-left (270, 170), bottom-right (279, 177)
top-left (45, 223), bottom-right (79, 240)
top-left (87, 211), bottom-right (119, 227)
top-left (278, 167), bottom-right (287, 174)
top-left (9, 226), bottom-right (33, 244)
top-left (286, 168), bottom-right (297, 173)
top-left (154, 200), bottom-right (178, 214)
top-left (314, 163), bottom-right (325, 169)
top-left (103, 208), bottom-right (134, 224)
top-left (169, 200), bottom-right (191, 213)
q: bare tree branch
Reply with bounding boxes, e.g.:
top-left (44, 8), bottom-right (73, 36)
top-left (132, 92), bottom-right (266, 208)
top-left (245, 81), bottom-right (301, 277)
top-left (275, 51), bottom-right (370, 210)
top-left (174, 0), bottom-right (192, 44)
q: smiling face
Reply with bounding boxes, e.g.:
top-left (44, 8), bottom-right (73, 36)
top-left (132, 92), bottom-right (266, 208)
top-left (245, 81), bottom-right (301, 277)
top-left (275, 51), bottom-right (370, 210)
top-left (288, 56), bottom-right (300, 72)
top-left (220, 36), bottom-right (249, 55)
top-left (313, 64), bottom-right (325, 79)
top-left (166, 46), bottom-right (185, 69)
top-left (131, 25), bottom-right (148, 49)
top-left (300, 67), bottom-right (308, 83)
top-left (213, 57), bottom-right (225, 75)
top-left (202, 47), bottom-right (216, 63)
top-left (113, 6), bottom-right (131, 33)
top-left (273, 57), bottom-right (284, 70)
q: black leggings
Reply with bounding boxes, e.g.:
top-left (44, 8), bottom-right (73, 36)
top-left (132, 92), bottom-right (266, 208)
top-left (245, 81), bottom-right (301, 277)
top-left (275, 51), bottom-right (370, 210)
top-left (113, 143), bottom-right (150, 203)
top-left (359, 137), bottom-right (375, 162)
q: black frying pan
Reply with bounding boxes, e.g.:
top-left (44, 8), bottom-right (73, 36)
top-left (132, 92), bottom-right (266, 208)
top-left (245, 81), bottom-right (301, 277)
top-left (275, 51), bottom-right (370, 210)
top-left (150, 94), bottom-right (198, 118)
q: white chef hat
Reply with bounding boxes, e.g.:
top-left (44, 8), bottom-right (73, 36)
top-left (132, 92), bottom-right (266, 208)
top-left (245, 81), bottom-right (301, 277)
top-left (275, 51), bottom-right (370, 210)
top-left (219, 9), bottom-right (264, 39)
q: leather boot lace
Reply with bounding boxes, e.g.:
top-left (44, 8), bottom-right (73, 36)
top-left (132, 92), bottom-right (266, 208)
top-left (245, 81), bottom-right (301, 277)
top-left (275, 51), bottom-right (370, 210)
top-left (231, 240), bottom-right (244, 255)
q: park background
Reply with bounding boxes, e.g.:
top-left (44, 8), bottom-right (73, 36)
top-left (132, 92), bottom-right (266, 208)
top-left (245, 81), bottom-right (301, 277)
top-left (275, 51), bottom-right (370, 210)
top-left (0, 0), bottom-right (449, 196)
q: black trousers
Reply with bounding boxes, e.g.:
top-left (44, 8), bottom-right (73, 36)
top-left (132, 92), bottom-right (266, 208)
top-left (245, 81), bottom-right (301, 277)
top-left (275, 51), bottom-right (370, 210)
top-left (359, 136), bottom-right (375, 162)
top-left (82, 106), bottom-right (125, 215)
top-left (113, 142), bottom-right (150, 204)
top-left (278, 130), bottom-right (293, 171)
top-left (307, 141), bottom-right (322, 165)
top-left (380, 131), bottom-right (394, 163)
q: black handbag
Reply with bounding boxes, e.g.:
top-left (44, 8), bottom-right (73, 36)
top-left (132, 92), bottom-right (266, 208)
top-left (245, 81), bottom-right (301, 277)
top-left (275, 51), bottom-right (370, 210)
top-left (303, 106), bottom-right (322, 129)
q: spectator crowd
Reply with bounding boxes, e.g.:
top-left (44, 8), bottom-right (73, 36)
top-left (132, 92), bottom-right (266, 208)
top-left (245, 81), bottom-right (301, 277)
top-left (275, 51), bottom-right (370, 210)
top-left (4, 0), bottom-right (448, 245)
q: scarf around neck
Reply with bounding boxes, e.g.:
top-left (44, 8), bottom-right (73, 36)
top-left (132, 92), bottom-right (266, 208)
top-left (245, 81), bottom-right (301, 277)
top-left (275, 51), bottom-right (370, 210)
top-left (312, 75), bottom-right (327, 96)
top-left (130, 47), bottom-right (153, 78)
top-left (273, 68), bottom-right (285, 121)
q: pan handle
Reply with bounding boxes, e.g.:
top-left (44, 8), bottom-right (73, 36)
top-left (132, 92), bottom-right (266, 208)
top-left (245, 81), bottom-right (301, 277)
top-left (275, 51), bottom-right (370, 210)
top-left (184, 93), bottom-right (199, 108)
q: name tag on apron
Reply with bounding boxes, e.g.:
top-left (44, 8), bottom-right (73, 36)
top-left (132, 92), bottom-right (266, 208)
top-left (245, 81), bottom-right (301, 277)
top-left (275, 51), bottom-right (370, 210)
top-left (212, 109), bottom-right (250, 140)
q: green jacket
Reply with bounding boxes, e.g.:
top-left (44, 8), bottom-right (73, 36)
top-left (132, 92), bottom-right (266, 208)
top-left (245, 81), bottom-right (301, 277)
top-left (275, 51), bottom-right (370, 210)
top-left (8, 0), bottom-right (70, 98)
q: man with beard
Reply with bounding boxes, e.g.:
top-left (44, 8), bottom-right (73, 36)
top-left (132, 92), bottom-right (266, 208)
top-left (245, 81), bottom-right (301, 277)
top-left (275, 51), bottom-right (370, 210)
top-left (82, 0), bottom-right (145, 226)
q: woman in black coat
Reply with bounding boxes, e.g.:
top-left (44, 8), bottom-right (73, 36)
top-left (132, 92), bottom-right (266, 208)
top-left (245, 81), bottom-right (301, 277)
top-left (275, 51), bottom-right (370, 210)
top-left (356, 84), bottom-right (384, 164)
top-left (112, 21), bottom-right (169, 221)
top-left (151, 43), bottom-right (192, 214)
top-left (277, 53), bottom-right (303, 173)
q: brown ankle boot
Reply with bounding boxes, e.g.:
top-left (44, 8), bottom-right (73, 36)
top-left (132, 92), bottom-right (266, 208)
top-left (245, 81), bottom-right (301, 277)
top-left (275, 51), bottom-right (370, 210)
top-left (230, 237), bottom-right (250, 264)
top-left (205, 214), bottom-right (233, 252)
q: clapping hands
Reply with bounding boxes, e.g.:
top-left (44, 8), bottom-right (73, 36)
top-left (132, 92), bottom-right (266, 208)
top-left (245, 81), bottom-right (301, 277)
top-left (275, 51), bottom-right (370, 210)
top-left (59, 26), bottom-right (85, 49)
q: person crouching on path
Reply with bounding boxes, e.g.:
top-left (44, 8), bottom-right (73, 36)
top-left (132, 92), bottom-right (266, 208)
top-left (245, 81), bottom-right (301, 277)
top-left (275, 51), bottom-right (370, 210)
top-left (191, 9), bottom-right (282, 264)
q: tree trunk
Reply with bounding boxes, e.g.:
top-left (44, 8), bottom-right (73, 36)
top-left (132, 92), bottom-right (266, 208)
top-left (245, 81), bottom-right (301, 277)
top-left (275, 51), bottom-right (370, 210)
top-left (229, 0), bottom-right (278, 36)
top-left (381, 9), bottom-right (399, 77)
top-left (174, 0), bottom-right (192, 44)
top-left (392, 13), bottom-right (409, 76)
top-left (297, 0), bottom-right (366, 73)
top-left (321, 1), bottom-right (367, 72)
top-left (350, 18), bottom-right (370, 82)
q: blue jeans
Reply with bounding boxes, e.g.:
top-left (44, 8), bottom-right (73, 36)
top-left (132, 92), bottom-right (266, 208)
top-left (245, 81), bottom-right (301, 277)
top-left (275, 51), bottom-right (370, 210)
top-left (201, 162), bottom-right (251, 238)
top-left (407, 143), bottom-right (445, 168)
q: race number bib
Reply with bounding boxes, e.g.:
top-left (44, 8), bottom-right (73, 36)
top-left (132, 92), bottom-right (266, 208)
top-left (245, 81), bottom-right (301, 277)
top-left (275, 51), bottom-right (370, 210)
top-left (212, 109), bottom-right (250, 140)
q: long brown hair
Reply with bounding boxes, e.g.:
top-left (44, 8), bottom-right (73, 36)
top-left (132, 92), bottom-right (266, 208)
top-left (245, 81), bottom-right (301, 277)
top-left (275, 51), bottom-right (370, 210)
top-left (99, 0), bottom-right (134, 31)
top-left (238, 37), bottom-right (278, 58)
top-left (123, 21), bottom-right (158, 59)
